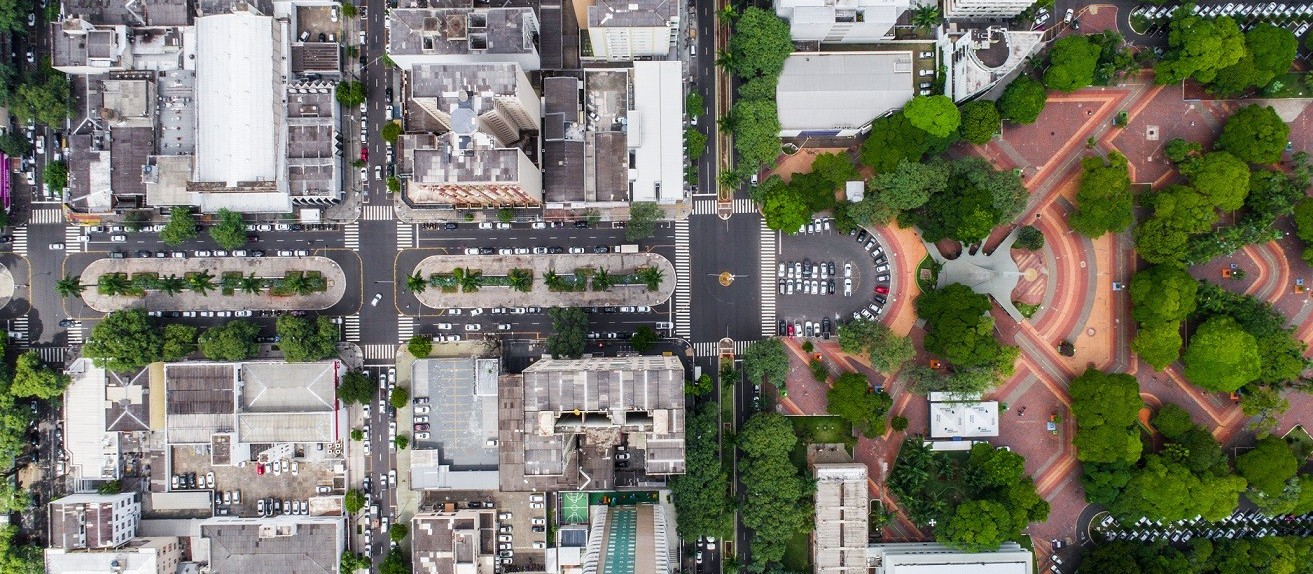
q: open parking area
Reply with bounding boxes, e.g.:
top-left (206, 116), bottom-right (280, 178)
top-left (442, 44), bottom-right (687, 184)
top-left (168, 442), bottom-right (342, 518)
top-left (776, 220), bottom-right (893, 337)
top-left (1131, 2), bottom-right (1313, 40)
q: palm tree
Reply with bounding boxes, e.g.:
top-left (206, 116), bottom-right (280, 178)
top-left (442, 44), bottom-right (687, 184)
top-left (638, 266), bottom-right (665, 290)
top-left (592, 267), bottom-right (612, 291)
top-left (281, 274), bottom-right (314, 296)
top-left (508, 269), bottom-right (532, 292)
top-left (55, 275), bottom-right (85, 298)
top-left (459, 267), bottom-right (481, 292)
top-left (239, 274), bottom-right (264, 295)
top-left (159, 274), bottom-right (186, 296)
top-left (406, 273), bottom-right (428, 293)
top-left (97, 274), bottom-right (131, 296)
top-left (912, 5), bottom-right (941, 32)
top-left (187, 270), bottom-right (216, 295)
top-left (544, 270), bottom-right (562, 291)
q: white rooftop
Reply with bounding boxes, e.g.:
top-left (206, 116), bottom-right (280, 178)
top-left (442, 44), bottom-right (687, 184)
top-left (929, 400), bottom-right (999, 439)
top-left (629, 61), bottom-right (683, 204)
top-left (868, 542), bottom-right (1033, 574)
top-left (194, 11), bottom-right (283, 187)
top-left (776, 52), bottom-right (914, 132)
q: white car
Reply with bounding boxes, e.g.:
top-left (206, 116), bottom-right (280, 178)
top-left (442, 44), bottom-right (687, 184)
top-left (371, 293), bottom-right (382, 306)
top-left (465, 324), bottom-right (482, 331)
top-left (497, 324), bottom-right (512, 331)
top-left (415, 405), bottom-right (431, 414)
top-left (414, 416), bottom-right (429, 424)
top-left (470, 308), bottom-right (484, 316)
top-left (568, 247), bottom-right (585, 254)
top-left (437, 322), bottom-right (453, 330)
top-left (844, 262), bottom-right (853, 278)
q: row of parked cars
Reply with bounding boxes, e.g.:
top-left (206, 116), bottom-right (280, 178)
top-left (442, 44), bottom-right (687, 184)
top-left (779, 317), bottom-right (833, 339)
top-left (462, 245), bottom-right (612, 255)
top-left (257, 498), bottom-right (312, 517)
top-left (148, 310), bottom-right (253, 318)
top-left (171, 471), bottom-right (215, 490)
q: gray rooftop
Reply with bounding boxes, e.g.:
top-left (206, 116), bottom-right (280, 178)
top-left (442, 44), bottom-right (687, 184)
top-left (405, 132), bottom-right (522, 187)
top-left (411, 62), bottom-right (521, 117)
top-left (412, 358), bottom-right (499, 469)
top-left (290, 43), bottom-right (342, 74)
top-left (389, 4), bottom-right (538, 56)
top-left (202, 518), bottom-right (342, 574)
top-left (284, 84), bottom-right (338, 199)
top-left (542, 76), bottom-right (586, 202)
top-left (106, 368), bottom-right (152, 433)
top-left (587, 0), bottom-right (678, 28)
top-left (63, 0), bottom-right (191, 26)
top-left (777, 52), bottom-right (914, 132)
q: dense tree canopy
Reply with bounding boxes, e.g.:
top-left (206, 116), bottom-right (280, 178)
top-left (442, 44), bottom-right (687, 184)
top-left (1235, 436), bottom-right (1298, 497)
top-left (908, 157), bottom-right (1027, 244)
top-left (871, 159), bottom-right (948, 211)
top-left (939, 499), bottom-right (1014, 552)
top-left (1216, 104), bottom-right (1290, 164)
top-left (1154, 14), bottom-right (1246, 84)
top-left (860, 112), bottom-right (954, 172)
top-left (1130, 265), bottom-right (1198, 325)
top-left (337, 371), bottom-right (375, 405)
top-left (275, 315), bottom-right (339, 362)
top-left (1110, 454), bottom-right (1246, 521)
top-left (1132, 320), bottom-right (1184, 369)
top-left (198, 320), bottom-right (260, 361)
top-left (10, 351), bottom-right (69, 400)
top-left (759, 177), bottom-right (810, 233)
top-left (209, 208), bottom-right (247, 250)
top-left (729, 99), bottom-right (783, 169)
top-left (837, 317), bottom-right (915, 374)
top-left (546, 307), bottom-right (589, 359)
top-left (737, 413), bottom-right (809, 570)
top-left (10, 73), bottom-right (72, 129)
top-left (160, 324), bottom-right (197, 362)
top-left (997, 74), bottom-right (1048, 124)
top-left (159, 206), bottom-right (198, 246)
top-left (1070, 368), bottom-right (1143, 465)
top-left (1181, 151), bottom-right (1251, 212)
top-left (1044, 35), bottom-right (1102, 91)
top-left (670, 403), bottom-right (732, 540)
top-left (826, 372), bottom-right (892, 438)
top-left (725, 8), bottom-right (793, 79)
top-left (1182, 315), bottom-right (1262, 392)
top-left (915, 283), bottom-right (1003, 368)
top-left (1133, 185), bottom-right (1218, 266)
top-left (743, 337), bottom-right (790, 386)
top-left (958, 100), bottom-right (1001, 144)
top-left (83, 309), bottom-right (164, 372)
top-left (1069, 152), bottom-right (1134, 237)
top-left (903, 95), bottom-right (961, 138)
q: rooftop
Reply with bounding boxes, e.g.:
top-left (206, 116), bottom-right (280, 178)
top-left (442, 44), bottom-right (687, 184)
top-left (389, 3), bottom-right (538, 58)
top-left (62, 0), bottom-right (191, 26)
top-left (776, 51), bottom-right (914, 132)
top-left (201, 517), bottom-right (344, 574)
top-left (411, 358), bottom-right (500, 469)
top-left (587, 0), bottom-right (678, 28)
top-left (542, 76), bottom-right (587, 203)
top-left (929, 400), bottom-right (999, 439)
top-left (164, 361), bottom-right (340, 445)
top-left (868, 542), bottom-right (1033, 574)
top-left (412, 510), bottom-right (495, 574)
top-left (411, 62), bottom-right (522, 117)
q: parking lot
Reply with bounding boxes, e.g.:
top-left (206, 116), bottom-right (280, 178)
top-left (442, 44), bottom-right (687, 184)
top-left (1094, 509), bottom-right (1313, 544)
top-left (168, 443), bottom-right (341, 519)
top-left (1131, 2), bottom-right (1313, 39)
top-left (296, 5), bottom-right (343, 43)
top-left (776, 220), bottom-right (893, 338)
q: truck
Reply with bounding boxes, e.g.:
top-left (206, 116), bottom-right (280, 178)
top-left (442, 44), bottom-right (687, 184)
top-left (617, 244), bottom-right (639, 253)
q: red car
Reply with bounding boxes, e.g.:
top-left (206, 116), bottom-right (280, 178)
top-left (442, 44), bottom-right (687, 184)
top-left (360, 147), bottom-right (368, 162)
top-left (256, 464), bottom-right (265, 475)
top-left (786, 323), bottom-right (795, 336)
top-left (875, 285), bottom-right (890, 295)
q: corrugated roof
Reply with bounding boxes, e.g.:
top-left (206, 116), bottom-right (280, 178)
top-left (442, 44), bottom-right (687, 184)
top-left (194, 12), bottom-right (282, 186)
top-left (776, 52), bottom-right (915, 131)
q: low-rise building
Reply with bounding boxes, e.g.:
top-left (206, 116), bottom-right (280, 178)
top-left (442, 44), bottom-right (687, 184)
top-left (774, 0), bottom-right (909, 43)
top-left (395, 131), bottom-right (542, 208)
top-left (943, 0), bottom-right (1034, 19)
top-left (409, 358), bottom-right (501, 490)
top-left (48, 493), bottom-right (142, 550)
top-left (387, 2), bottom-right (541, 71)
top-left (45, 536), bottom-right (184, 574)
top-left (776, 52), bottom-right (914, 137)
top-left (411, 508), bottom-right (497, 574)
top-left (809, 444), bottom-right (868, 574)
top-left (867, 541), bottom-right (1034, 574)
top-left (198, 516), bottom-right (345, 574)
top-left (928, 393), bottom-right (999, 440)
top-left (163, 361), bottom-right (342, 448)
top-left (585, 0), bottom-right (679, 60)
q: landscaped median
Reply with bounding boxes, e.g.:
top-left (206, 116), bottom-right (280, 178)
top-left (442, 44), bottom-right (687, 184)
top-left (78, 256), bottom-right (347, 312)
top-left (409, 253), bottom-right (676, 308)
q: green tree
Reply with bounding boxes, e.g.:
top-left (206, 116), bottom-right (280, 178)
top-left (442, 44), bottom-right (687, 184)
top-left (197, 320), bottom-right (260, 361)
top-left (1150, 403), bottom-right (1196, 440)
top-left (275, 315), bottom-right (339, 362)
top-left (83, 309), bottom-right (163, 372)
top-left (389, 386), bottom-right (409, 409)
top-left (685, 92), bottom-right (705, 116)
top-left (379, 549), bottom-right (411, 574)
top-left (1183, 315), bottom-right (1262, 392)
top-left (760, 183), bottom-right (810, 233)
top-left (903, 95), bottom-right (961, 138)
top-left (684, 127), bottom-right (708, 159)
top-left (966, 441), bottom-right (1027, 489)
top-left (958, 100), bottom-right (1001, 144)
top-left (335, 81), bottom-right (366, 107)
top-left (1154, 14), bottom-right (1246, 84)
top-left (1014, 225), bottom-right (1045, 251)
top-left (1165, 138), bottom-right (1203, 163)
top-left (208, 208), bottom-right (247, 250)
top-left (42, 160), bottom-right (67, 192)
top-left (915, 283), bottom-right (1003, 368)
top-left (940, 499), bottom-right (1014, 552)
top-left (1181, 151), bottom-right (1250, 212)
top-left (10, 74), bottom-right (72, 128)
top-left (631, 325), bottom-right (658, 353)
top-left (728, 99), bottom-right (782, 169)
top-left (911, 4), bottom-right (940, 31)
top-left (626, 202), bottom-right (662, 241)
top-left (1070, 368), bottom-right (1143, 465)
top-left (872, 159), bottom-right (948, 211)
top-left (407, 335), bottom-right (432, 358)
top-left (1133, 320), bottom-right (1184, 369)
top-left (0, 132), bottom-right (29, 157)
top-left (395, 434), bottom-right (409, 450)
top-left (1069, 152), bottom-right (1134, 237)
top-left (826, 372), bottom-right (892, 438)
top-left (838, 318), bottom-right (913, 374)
top-left (389, 523), bottom-right (409, 542)
top-left (406, 273), bottom-right (427, 293)
top-left (725, 8), bottom-right (793, 79)
top-left (159, 206), bottom-right (198, 246)
top-left (337, 371), bottom-right (375, 405)
top-left (743, 338), bottom-right (789, 386)
top-left (1130, 266), bottom-right (1198, 325)
top-left (997, 75), bottom-right (1047, 124)
top-left (10, 351), bottom-right (69, 399)
top-left (1235, 436), bottom-right (1298, 496)
top-left (350, 428), bottom-right (364, 441)
top-left (1216, 104), bottom-right (1289, 164)
top-left (160, 324), bottom-right (198, 362)
top-left (546, 307), bottom-right (589, 359)
top-left (860, 112), bottom-right (953, 172)
top-left (381, 120), bottom-right (402, 143)
top-left (1110, 455), bottom-right (1246, 521)
top-left (1044, 35), bottom-right (1102, 91)
top-left (1245, 23), bottom-right (1297, 87)
top-left (737, 413), bottom-right (808, 567)
top-left (55, 275), bottom-right (85, 298)
top-left (909, 157), bottom-right (1026, 244)
top-left (344, 489), bottom-right (366, 514)
top-left (670, 403), bottom-right (733, 540)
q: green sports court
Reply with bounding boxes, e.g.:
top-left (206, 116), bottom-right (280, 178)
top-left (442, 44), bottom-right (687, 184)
top-left (561, 491), bottom-right (589, 523)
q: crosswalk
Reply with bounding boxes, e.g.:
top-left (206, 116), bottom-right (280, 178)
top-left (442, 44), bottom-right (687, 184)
top-left (343, 223), bottom-right (359, 251)
top-left (11, 226), bottom-right (27, 256)
top-left (758, 222), bottom-right (778, 338)
top-left (33, 347), bottom-right (66, 364)
top-left (28, 208), bottom-right (64, 225)
top-left (732, 199), bottom-right (756, 213)
top-left (673, 220), bottom-right (690, 338)
top-left (691, 199), bottom-right (757, 215)
top-left (67, 325), bottom-right (84, 345)
top-left (342, 314), bottom-right (360, 342)
top-left (362, 344), bottom-right (396, 362)
top-left (692, 340), bottom-right (756, 358)
top-left (63, 226), bottom-right (82, 253)
top-left (362, 205), bottom-right (394, 221)
top-left (9, 317), bottom-right (28, 341)
top-left (396, 222), bottom-right (413, 249)
top-left (397, 316), bottom-right (414, 343)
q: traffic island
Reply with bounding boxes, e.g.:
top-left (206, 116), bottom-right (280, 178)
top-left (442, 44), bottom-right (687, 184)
top-left (410, 253), bottom-right (676, 309)
top-left (79, 256), bottom-right (347, 312)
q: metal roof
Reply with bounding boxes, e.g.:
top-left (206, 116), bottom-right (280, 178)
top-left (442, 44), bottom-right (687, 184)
top-left (776, 52), bottom-right (914, 132)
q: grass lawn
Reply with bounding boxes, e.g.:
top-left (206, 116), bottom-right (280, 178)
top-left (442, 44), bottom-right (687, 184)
top-left (1268, 73), bottom-right (1313, 98)
top-left (1014, 301), bottom-right (1041, 318)
top-left (1285, 425), bottom-right (1313, 460)
top-left (916, 255), bottom-right (940, 293)
top-left (788, 416), bottom-right (857, 479)
top-left (782, 529), bottom-right (811, 573)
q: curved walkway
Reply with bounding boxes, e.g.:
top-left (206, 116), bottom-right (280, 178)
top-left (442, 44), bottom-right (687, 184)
top-left (411, 253), bottom-right (676, 309)
top-left (80, 256), bottom-right (347, 312)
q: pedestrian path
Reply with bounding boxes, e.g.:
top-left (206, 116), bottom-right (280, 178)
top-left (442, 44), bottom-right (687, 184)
top-left (33, 347), bottom-right (65, 363)
top-left (692, 340), bottom-right (756, 358)
top-left (67, 325), bottom-right (84, 345)
top-left (342, 314), bottom-right (360, 342)
top-left (758, 221), bottom-right (777, 338)
top-left (692, 199), bottom-right (757, 215)
top-left (396, 222), bottom-right (413, 249)
top-left (673, 220), bottom-right (690, 338)
top-left (11, 226), bottom-right (27, 257)
top-left (10, 317), bottom-right (28, 341)
top-left (63, 226), bottom-right (82, 253)
top-left (363, 205), bottom-right (394, 221)
top-left (362, 344), bottom-right (396, 362)
top-left (29, 208), bottom-right (64, 225)
top-left (397, 316), bottom-right (414, 343)
top-left (343, 223), bottom-right (359, 251)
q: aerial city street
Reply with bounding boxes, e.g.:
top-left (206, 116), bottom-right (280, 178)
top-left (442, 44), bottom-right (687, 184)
top-left (2, 0), bottom-right (1313, 571)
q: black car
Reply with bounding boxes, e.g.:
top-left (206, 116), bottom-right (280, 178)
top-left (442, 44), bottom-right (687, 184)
top-left (547, 246), bottom-right (565, 254)
top-left (827, 262), bottom-right (836, 277)
top-left (575, 221), bottom-right (590, 228)
top-left (58, 319), bottom-right (78, 328)
top-left (136, 249), bottom-right (152, 258)
top-left (479, 247), bottom-right (495, 255)
top-left (856, 229), bottom-right (868, 242)
top-left (593, 246), bottom-right (610, 253)
top-left (247, 234), bottom-right (260, 242)
top-left (827, 279), bottom-right (835, 295)
top-left (602, 307), bottom-right (618, 313)
top-left (0, 235), bottom-right (11, 243)
top-left (778, 320), bottom-right (787, 336)
top-left (167, 311), bottom-right (182, 318)
top-left (874, 294), bottom-right (887, 305)
top-left (875, 255), bottom-right (888, 265)
top-left (821, 318), bottom-right (832, 337)
top-left (443, 222), bottom-right (458, 230)
top-left (290, 224), bottom-right (304, 231)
